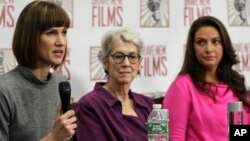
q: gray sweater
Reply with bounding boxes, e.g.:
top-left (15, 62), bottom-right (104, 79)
top-left (0, 65), bottom-right (65, 141)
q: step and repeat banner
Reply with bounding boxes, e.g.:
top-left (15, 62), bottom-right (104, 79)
top-left (1, 0), bottom-right (250, 102)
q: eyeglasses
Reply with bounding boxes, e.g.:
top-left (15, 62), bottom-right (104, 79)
top-left (110, 53), bottom-right (141, 64)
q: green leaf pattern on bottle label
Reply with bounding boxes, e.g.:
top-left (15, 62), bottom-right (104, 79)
top-left (147, 122), bottom-right (168, 134)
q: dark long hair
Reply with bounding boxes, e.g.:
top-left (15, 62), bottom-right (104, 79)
top-left (179, 16), bottom-right (250, 107)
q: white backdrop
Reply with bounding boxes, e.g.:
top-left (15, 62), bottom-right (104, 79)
top-left (1, 0), bottom-right (250, 102)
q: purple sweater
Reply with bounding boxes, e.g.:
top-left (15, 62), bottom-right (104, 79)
top-left (163, 74), bottom-right (250, 141)
top-left (76, 82), bottom-right (153, 141)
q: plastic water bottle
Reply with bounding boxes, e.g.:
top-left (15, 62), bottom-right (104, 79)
top-left (147, 104), bottom-right (169, 141)
top-left (228, 101), bottom-right (243, 141)
top-left (228, 101), bottom-right (243, 125)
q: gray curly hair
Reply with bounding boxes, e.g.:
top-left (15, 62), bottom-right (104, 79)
top-left (98, 27), bottom-right (143, 61)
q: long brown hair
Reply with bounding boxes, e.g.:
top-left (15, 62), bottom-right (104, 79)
top-left (179, 16), bottom-right (250, 107)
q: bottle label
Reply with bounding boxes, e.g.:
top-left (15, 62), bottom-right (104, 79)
top-left (229, 111), bottom-right (243, 125)
top-left (147, 122), bottom-right (168, 134)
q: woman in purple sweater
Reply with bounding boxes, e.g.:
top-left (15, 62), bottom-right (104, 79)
top-left (163, 16), bottom-right (250, 141)
top-left (76, 28), bottom-right (153, 141)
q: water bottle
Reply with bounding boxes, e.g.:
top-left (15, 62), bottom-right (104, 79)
top-left (227, 101), bottom-right (243, 141)
top-left (228, 101), bottom-right (243, 125)
top-left (147, 104), bottom-right (169, 141)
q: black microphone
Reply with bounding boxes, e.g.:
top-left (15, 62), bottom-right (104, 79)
top-left (59, 81), bottom-right (71, 113)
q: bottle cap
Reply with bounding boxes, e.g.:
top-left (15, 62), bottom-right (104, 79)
top-left (153, 104), bottom-right (162, 109)
top-left (228, 101), bottom-right (242, 112)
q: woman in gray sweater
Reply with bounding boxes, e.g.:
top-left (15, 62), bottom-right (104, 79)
top-left (0, 1), bottom-right (76, 141)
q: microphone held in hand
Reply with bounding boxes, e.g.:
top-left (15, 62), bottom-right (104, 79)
top-left (59, 81), bottom-right (71, 113)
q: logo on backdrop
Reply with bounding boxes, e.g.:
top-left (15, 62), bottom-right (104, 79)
top-left (228, 0), bottom-right (250, 26)
top-left (184, 0), bottom-right (211, 26)
top-left (55, 48), bottom-right (71, 80)
top-left (0, 0), bottom-right (14, 28)
top-left (233, 42), bottom-right (250, 72)
top-left (46, 0), bottom-right (74, 27)
top-left (140, 0), bottom-right (169, 27)
top-left (140, 45), bottom-right (168, 77)
top-left (0, 48), bottom-right (71, 80)
top-left (0, 49), bottom-right (16, 75)
top-left (89, 45), bottom-right (168, 80)
top-left (92, 0), bottom-right (123, 27)
top-left (90, 47), bottom-right (105, 80)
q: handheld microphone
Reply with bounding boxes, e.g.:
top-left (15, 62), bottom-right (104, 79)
top-left (59, 81), bottom-right (71, 113)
